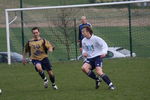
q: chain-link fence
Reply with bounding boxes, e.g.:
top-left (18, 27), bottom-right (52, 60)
top-left (0, 0), bottom-right (150, 63)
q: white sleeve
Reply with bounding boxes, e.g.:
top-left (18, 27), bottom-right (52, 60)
top-left (82, 40), bottom-right (86, 55)
top-left (97, 37), bottom-right (108, 54)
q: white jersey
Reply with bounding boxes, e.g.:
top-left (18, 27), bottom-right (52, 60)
top-left (82, 35), bottom-right (108, 59)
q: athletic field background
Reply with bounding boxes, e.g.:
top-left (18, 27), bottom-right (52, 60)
top-left (0, 58), bottom-right (150, 100)
top-left (0, 1), bottom-right (150, 100)
top-left (0, 25), bottom-right (150, 61)
top-left (0, 0), bottom-right (150, 61)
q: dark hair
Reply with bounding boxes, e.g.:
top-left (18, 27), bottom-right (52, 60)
top-left (82, 26), bottom-right (93, 35)
top-left (31, 27), bottom-right (40, 32)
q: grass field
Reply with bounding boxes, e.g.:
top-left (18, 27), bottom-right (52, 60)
top-left (0, 58), bottom-right (150, 100)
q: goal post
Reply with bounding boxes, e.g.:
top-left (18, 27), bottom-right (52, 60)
top-left (5, 0), bottom-right (150, 64)
top-left (5, 0), bottom-right (150, 11)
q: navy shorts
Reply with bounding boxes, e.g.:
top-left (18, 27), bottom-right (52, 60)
top-left (32, 57), bottom-right (52, 71)
top-left (84, 56), bottom-right (103, 70)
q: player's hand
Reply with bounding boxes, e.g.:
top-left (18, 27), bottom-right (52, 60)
top-left (48, 48), bottom-right (53, 52)
top-left (100, 54), bottom-right (106, 58)
top-left (79, 48), bottom-right (82, 52)
top-left (83, 53), bottom-right (88, 58)
top-left (22, 57), bottom-right (27, 65)
top-left (52, 47), bottom-right (55, 51)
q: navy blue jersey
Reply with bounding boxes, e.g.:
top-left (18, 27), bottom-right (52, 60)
top-left (78, 23), bottom-right (92, 47)
top-left (78, 23), bottom-right (92, 41)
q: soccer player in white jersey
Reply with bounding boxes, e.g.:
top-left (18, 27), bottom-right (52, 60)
top-left (81, 26), bottom-right (115, 90)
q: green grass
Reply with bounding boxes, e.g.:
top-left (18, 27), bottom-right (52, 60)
top-left (0, 58), bottom-right (150, 100)
top-left (0, 28), bottom-right (7, 51)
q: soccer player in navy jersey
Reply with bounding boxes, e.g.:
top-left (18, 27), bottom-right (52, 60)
top-left (22, 27), bottom-right (58, 90)
top-left (81, 26), bottom-right (115, 90)
top-left (78, 16), bottom-right (92, 52)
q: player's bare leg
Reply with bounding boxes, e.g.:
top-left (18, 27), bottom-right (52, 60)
top-left (47, 70), bottom-right (58, 90)
top-left (81, 63), bottom-right (91, 73)
top-left (96, 67), bottom-right (115, 90)
top-left (82, 63), bottom-right (100, 89)
top-left (36, 63), bottom-right (48, 88)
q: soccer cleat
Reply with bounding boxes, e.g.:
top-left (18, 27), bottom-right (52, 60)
top-left (95, 79), bottom-right (102, 89)
top-left (109, 85), bottom-right (115, 90)
top-left (52, 84), bottom-right (58, 90)
top-left (44, 80), bottom-right (49, 88)
top-left (95, 76), bottom-right (102, 89)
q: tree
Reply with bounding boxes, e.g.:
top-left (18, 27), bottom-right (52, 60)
top-left (46, 8), bottom-right (78, 60)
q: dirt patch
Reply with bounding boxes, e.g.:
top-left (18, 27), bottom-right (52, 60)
top-left (1, 8), bottom-right (150, 28)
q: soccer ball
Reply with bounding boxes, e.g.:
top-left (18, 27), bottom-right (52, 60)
top-left (0, 89), bottom-right (2, 94)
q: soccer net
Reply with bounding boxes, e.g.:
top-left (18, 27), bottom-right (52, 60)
top-left (5, 0), bottom-right (150, 64)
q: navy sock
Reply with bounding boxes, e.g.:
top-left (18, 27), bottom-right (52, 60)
top-left (101, 74), bottom-right (112, 86)
top-left (87, 70), bottom-right (98, 80)
top-left (49, 75), bottom-right (55, 84)
top-left (38, 71), bottom-right (46, 80)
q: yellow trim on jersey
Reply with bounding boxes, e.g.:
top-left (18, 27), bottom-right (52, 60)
top-left (25, 38), bottom-right (53, 61)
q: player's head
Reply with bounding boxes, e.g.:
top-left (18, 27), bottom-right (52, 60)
top-left (81, 26), bottom-right (93, 38)
top-left (32, 27), bottom-right (40, 38)
top-left (81, 16), bottom-right (87, 24)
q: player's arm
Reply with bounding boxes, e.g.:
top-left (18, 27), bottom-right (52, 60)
top-left (78, 26), bottom-right (83, 52)
top-left (45, 40), bottom-right (54, 52)
top-left (48, 47), bottom-right (53, 52)
top-left (78, 28), bottom-right (82, 43)
top-left (22, 42), bottom-right (30, 64)
top-left (78, 26), bottom-right (81, 42)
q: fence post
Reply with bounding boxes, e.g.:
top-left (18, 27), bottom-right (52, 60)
top-left (128, 2), bottom-right (133, 57)
top-left (20, 0), bottom-right (25, 51)
top-left (74, 18), bottom-right (78, 60)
